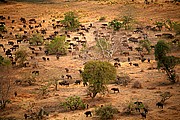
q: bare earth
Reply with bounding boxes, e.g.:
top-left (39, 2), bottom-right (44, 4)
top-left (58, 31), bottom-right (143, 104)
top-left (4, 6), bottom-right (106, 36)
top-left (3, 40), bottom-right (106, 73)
top-left (0, 0), bottom-right (180, 120)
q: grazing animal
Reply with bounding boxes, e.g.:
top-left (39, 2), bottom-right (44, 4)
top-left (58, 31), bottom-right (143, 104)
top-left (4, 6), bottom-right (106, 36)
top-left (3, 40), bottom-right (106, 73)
top-left (14, 91), bottom-right (17, 97)
top-left (84, 111), bottom-right (92, 117)
top-left (143, 108), bottom-right (148, 114)
top-left (42, 57), bottom-right (46, 61)
top-left (156, 102), bottom-right (164, 109)
top-left (135, 107), bottom-right (140, 112)
top-left (32, 71), bottom-right (39, 75)
top-left (141, 58), bottom-right (146, 62)
top-left (17, 39), bottom-right (22, 44)
top-left (24, 113), bottom-right (30, 119)
top-left (134, 101), bottom-right (143, 105)
top-left (114, 62), bottom-right (121, 68)
top-left (65, 68), bottom-right (69, 73)
top-left (123, 51), bottom-right (129, 56)
top-left (133, 63), bottom-right (139, 67)
top-left (111, 88), bottom-right (119, 93)
top-left (14, 80), bottom-right (22, 85)
top-left (75, 80), bottom-right (81, 85)
top-left (83, 82), bottom-right (88, 87)
top-left (0, 44), bottom-right (4, 48)
top-left (114, 58), bottom-right (120, 62)
top-left (148, 58), bottom-right (150, 63)
top-left (78, 70), bottom-right (83, 74)
top-left (128, 57), bottom-right (131, 62)
top-left (59, 80), bottom-right (69, 86)
top-left (140, 112), bottom-right (146, 118)
top-left (8, 41), bottom-right (14, 46)
top-left (47, 58), bottom-right (50, 61)
top-left (66, 75), bottom-right (72, 79)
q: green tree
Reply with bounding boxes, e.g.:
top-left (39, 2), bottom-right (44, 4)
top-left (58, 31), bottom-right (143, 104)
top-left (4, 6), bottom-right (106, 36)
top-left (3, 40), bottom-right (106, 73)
top-left (139, 39), bottom-right (151, 54)
top-left (82, 61), bottom-right (116, 98)
top-left (95, 105), bottom-right (119, 120)
top-left (45, 35), bottom-right (69, 55)
top-left (155, 40), bottom-right (180, 83)
top-left (154, 21), bottom-right (164, 31)
top-left (29, 33), bottom-right (44, 46)
top-left (121, 16), bottom-right (133, 30)
top-left (61, 96), bottom-right (86, 111)
top-left (15, 49), bottom-right (28, 67)
top-left (61, 11), bottom-right (80, 31)
top-left (108, 19), bottom-right (122, 31)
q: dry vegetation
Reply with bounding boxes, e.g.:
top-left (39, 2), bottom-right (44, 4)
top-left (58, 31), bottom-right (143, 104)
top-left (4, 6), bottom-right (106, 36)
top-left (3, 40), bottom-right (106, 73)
top-left (0, 0), bottom-right (180, 120)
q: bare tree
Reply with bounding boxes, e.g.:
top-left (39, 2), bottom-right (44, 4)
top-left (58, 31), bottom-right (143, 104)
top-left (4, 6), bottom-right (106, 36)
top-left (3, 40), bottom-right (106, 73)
top-left (0, 76), bottom-right (11, 109)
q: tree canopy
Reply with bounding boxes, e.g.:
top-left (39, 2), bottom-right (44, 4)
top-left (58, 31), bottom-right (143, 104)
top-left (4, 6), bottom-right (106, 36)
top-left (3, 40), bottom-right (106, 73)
top-left (82, 60), bottom-right (116, 98)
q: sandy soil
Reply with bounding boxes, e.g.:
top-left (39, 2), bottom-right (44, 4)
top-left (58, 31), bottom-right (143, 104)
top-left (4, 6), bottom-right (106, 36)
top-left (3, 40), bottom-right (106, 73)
top-left (0, 0), bottom-right (180, 120)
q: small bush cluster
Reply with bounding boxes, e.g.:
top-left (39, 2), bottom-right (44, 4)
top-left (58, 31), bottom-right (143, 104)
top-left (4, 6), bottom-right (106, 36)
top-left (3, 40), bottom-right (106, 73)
top-left (61, 96), bottom-right (86, 111)
top-left (95, 105), bottom-right (119, 120)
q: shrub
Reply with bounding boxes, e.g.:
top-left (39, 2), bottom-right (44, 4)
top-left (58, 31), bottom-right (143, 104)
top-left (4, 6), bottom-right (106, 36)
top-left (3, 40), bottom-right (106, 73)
top-left (108, 19), bottom-right (122, 31)
top-left (29, 33), bottom-right (44, 46)
top-left (45, 35), bottom-right (69, 55)
top-left (99, 16), bottom-right (106, 21)
top-left (139, 39), bottom-right (151, 54)
top-left (61, 96), bottom-right (86, 111)
top-left (61, 11), bottom-right (80, 31)
top-left (95, 105), bottom-right (119, 120)
top-left (0, 55), bottom-right (11, 67)
top-left (14, 49), bottom-right (29, 67)
top-left (132, 81), bottom-right (142, 89)
top-left (121, 15), bottom-right (133, 30)
top-left (0, 24), bottom-right (6, 32)
top-left (173, 22), bottom-right (180, 35)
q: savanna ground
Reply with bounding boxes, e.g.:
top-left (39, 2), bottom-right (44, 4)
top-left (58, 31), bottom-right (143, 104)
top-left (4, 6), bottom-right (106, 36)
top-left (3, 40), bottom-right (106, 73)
top-left (0, 0), bottom-right (180, 120)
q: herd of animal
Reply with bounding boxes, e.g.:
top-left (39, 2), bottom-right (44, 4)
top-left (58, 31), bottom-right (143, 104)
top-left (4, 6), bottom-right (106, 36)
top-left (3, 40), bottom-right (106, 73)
top-left (0, 10), bottom-right (178, 119)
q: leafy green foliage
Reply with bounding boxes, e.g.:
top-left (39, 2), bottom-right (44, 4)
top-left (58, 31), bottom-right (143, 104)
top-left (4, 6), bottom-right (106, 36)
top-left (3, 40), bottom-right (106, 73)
top-left (123, 100), bottom-right (145, 115)
top-left (154, 21), bottom-right (164, 31)
top-left (108, 19), bottom-right (122, 31)
top-left (0, 24), bottom-right (6, 32)
top-left (139, 39), bottom-right (151, 54)
top-left (29, 33), bottom-right (44, 46)
top-left (0, 55), bottom-right (11, 67)
top-left (160, 92), bottom-right (172, 103)
top-left (82, 60), bottom-right (116, 98)
top-left (173, 22), bottom-right (180, 35)
top-left (15, 49), bottom-right (28, 67)
top-left (61, 96), bottom-right (86, 111)
top-left (154, 40), bottom-right (170, 61)
top-left (155, 40), bottom-right (180, 83)
top-left (95, 105), bottom-right (119, 120)
top-left (45, 35), bottom-right (69, 55)
top-left (61, 11), bottom-right (80, 31)
top-left (121, 16), bottom-right (133, 30)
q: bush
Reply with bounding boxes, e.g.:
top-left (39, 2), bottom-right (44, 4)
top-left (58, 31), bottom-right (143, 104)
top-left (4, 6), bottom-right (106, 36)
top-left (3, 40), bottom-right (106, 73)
top-left (14, 48), bottom-right (29, 67)
top-left (121, 16), bottom-right (133, 30)
top-left (29, 33), bottom-right (44, 46)
top-left (0, 55), bottom-right (11, 67)
top-left (173, 22), bottom-right (180, 35)
top-left (132, 81), bottom-right (142, 89)
top-left (99, 16), bottom-right (106, 21)
top-left (61, 96), bottom-right (86, 111)
top-left (139, 39), bottom-right (151, 54)
top-left (108, 19), bottom-right (122, 31)
top-left (61, 11), bottom-right (80, 31)
top-left (45, 35), bottom-right (69, 55)
top-left (95, 105), bottom-right (119, 120)
top-left (0, 24), bottom-right (6, 32)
